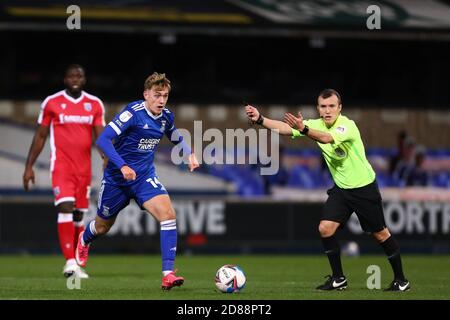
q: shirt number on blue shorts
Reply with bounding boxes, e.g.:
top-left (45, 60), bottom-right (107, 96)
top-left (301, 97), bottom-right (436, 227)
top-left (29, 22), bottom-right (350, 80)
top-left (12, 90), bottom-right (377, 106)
top-left (146, 177), bottom-right (166, 191)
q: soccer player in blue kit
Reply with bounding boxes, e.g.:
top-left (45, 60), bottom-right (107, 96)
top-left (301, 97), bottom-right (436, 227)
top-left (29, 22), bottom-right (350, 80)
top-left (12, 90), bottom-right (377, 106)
top-left (75, 72), bottom-right (199, 290)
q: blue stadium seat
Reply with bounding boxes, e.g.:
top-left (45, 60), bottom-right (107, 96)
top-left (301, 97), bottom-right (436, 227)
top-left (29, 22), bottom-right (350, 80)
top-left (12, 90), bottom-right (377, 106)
top-left (432, 172), bottom-right (450, 188)
top-left (208, 164), bottom-right (236, 181)
top-left (366, 147), bottom-right (393, 157)
top-left (428, 149), bottom-right (450, 157)
top-left (236, 179), bottom-right (265, 196)
top-left (320, 170), bottom-right (334, 188)
top-left (235, 168), bottom-right (265, 196)
top-left (209, 164), bottom-right (266, 196)
top-left (376, 171), bottom-right (395, 187)
top-left (287, 165), bottom-right (319, 189)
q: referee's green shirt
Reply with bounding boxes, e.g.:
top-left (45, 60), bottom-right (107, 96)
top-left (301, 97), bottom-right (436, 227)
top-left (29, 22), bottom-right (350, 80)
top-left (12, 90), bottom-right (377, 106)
top-left (292, 114), bottom-right (375, 189)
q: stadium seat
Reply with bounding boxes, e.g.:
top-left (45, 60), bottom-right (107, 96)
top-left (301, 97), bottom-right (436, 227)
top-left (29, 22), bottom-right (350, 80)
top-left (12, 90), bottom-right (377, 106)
top-left (432, 172), bottom-right (450, 188)
top-left (208, 164), bottom-right (266, 196)
top-left (366, 147), bottom-right (393, 157)
top-left (287, 165), bottom-right (319, 189)
top-left (376, 171), bottom-right (395, 187)
top-left (320, 170), bottom-right (334, 189)
top-left (427, 149), bottom-right (449, 157)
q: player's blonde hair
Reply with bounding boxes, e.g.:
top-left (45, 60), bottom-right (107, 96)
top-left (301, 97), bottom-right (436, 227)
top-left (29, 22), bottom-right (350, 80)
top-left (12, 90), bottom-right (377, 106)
top-left (144, 72), bottom-right (171, 91)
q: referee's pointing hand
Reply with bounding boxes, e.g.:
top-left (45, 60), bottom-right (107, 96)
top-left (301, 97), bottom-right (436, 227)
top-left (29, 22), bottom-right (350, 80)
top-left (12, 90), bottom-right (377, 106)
top-left (245, 105), bottom-right (260, 123)
top-left (284, 112), bottom-right (304, 130)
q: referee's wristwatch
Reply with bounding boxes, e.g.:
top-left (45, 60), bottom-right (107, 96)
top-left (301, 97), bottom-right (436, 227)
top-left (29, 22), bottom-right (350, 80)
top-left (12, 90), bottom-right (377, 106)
top-left (255, 114), bottom-right (264, 125)
top-left (300, 125), bottom-right (309, 135)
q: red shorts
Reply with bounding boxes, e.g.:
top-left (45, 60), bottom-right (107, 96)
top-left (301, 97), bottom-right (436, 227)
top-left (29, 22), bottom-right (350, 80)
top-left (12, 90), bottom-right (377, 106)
top-left (51, 172), bottom-right (91, 211)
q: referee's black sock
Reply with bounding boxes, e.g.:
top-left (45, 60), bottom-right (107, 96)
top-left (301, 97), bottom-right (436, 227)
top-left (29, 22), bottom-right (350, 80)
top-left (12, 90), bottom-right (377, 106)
top-left (321, 235), bottom-right (344, 278)
top-left (380, 236), bottom-right (406, 281)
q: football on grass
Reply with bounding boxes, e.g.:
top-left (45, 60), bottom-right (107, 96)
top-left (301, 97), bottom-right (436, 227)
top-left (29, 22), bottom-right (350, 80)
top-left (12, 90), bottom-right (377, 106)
top-left (215, 264), bottom-right (246, 293)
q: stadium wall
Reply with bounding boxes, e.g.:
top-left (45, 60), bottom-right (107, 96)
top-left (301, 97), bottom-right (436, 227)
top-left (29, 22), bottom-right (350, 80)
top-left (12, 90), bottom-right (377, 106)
top-left (1, 198), bottom-right (449, 254)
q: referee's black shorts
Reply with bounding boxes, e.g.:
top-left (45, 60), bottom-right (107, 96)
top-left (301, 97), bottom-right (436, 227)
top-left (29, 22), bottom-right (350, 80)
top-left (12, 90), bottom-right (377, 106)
top-left (322, 179), bottom-right (386, 233)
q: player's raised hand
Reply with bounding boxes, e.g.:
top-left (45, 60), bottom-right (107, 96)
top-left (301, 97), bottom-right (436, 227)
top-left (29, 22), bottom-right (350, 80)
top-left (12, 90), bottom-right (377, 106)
top-left (245, 104), bottom-right (260, 123)
top-left (121, 165), bottom-right (136, 181)
top-left (284, 112), bottom-right (305, 130)
top-left (188, 153), bottom-right (200, 172)
top-left (22, 167), bottom-right (35, 191)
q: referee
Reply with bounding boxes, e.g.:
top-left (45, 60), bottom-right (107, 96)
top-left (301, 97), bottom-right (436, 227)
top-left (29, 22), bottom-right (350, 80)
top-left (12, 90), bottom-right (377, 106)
top-left (245, 89), bottom-right (410, 292)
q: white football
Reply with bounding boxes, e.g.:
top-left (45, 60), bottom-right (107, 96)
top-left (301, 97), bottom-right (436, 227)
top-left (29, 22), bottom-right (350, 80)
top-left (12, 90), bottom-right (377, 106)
top-left (215, 264), bottom-right (246, 293)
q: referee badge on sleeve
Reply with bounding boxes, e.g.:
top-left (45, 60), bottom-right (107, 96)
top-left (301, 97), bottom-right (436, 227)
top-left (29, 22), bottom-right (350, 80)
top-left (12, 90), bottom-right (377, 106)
top-left (336, 126), bottom-right (346, 133)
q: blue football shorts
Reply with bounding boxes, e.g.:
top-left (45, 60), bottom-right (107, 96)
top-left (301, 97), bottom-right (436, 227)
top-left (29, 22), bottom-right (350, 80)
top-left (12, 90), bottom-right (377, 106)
top-left (96, 174), bottom-right (168, 219)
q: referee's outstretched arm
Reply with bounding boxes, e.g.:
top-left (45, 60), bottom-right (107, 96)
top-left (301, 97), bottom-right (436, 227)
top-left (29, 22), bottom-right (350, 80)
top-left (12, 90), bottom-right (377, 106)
top-left (245, 104), bottom-right (292, 135)
top-left (284, 112), bottom-right (334, 144)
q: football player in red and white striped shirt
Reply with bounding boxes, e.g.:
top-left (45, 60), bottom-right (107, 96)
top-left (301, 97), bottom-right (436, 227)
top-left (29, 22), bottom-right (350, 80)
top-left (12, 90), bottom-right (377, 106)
top-left (23, 64), bottom-right (106, 278)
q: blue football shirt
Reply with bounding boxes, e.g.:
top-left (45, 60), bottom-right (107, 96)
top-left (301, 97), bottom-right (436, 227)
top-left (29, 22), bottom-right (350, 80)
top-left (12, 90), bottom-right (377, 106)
top-left (101, 100), bottom-right (185, 185)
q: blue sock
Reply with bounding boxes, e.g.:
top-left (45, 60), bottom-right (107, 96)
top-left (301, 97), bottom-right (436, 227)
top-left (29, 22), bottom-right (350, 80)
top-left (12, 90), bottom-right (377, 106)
top-left (160, 219), bottom-right (177, 273)
top-left (82, 220), bottom-right (98, 245)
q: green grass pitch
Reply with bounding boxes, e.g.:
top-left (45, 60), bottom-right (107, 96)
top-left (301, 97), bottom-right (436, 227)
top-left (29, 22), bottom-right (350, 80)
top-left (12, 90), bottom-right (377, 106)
top-left (0, 255), bottom-right (449, 300)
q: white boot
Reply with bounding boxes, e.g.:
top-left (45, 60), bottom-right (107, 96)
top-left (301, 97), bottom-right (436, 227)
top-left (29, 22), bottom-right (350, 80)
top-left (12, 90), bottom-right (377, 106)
top-left (75, 266), bottom-right (90, 279)
top-left (63, 259), bottom-right (78, 278)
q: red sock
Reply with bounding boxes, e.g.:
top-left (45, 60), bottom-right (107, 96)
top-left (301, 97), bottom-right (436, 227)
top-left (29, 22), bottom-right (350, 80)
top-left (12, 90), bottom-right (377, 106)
top-left (57, 213), bottom-right (75, 260)
top-left (74, 221), bottom-right (85, 254)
